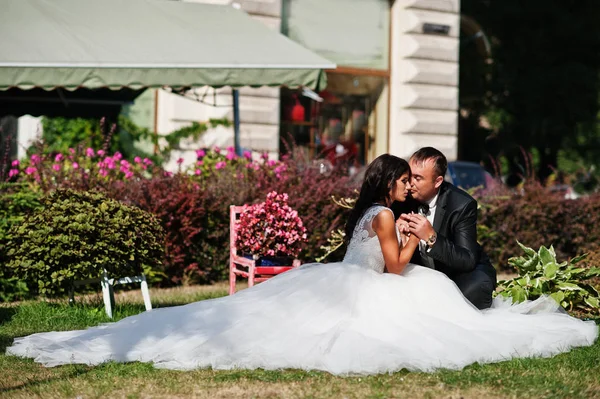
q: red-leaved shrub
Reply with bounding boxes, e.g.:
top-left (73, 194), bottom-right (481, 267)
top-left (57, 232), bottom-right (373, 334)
top-left (477, 182), bottom-right (600, 271)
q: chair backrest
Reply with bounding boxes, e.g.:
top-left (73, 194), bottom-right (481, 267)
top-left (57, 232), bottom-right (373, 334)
top-left (230, 205), bottom-right (246, 257)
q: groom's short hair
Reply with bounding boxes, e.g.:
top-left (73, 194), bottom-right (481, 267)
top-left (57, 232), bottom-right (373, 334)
top-left (410, 147), bottom-right (447, 178)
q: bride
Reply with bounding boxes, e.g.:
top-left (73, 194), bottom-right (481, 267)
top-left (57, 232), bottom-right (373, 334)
top-left (7, 155), bottom-right (598, 375)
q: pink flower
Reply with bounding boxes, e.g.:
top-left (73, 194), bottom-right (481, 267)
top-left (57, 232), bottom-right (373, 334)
top-left (72, 162), bottom-right (79, 169)
top-left (226, 146), bottom-right (235, 153)
top-left (54, 153), bottom-right (64, 162)
top-left (195, 149), bottom-right (206, 158)
top-left (30, 154), bottom-right (41, 165)
top-left (68, 148), bottom-right (75, 154)
top-left (11, 160), bottom-right (19, 167)
top-left (134, 156), bottom-right (142, 163)
top-left (120, 159), bottom-right (130, 167)
top-left (177, 158), bottom-right (184, 164)
top-left (213, 146), bottom-right (221, 154)
top-left (226, 152), bottom-right (236, 161)
top-left (243, 150), bottom-right (252, 160)
top-left (86, 148), bottom-right (95, 157)
top-left (52, 164), bottom-right (60, 171)
top-left (143, 158), bottom-right (153, 166)
top-left (164, 171), bottom-right (173, 177)
top-left (97, 149), bottom-right (106, 157)
top-left (195, 169), bottom-right (202, 175)
top-left (234, 191), bottom-right (307, 258)
top-left (114, 152), bottom-right (123, 160)
top-left (196, 160), bottom-right (204, 166)
top-left (267, 160), bottom-right (276, 167)
top-left (99, 169), bottom-right (108, 177)
top-left (8, 169), bottom-right (19, 178)
top-left (215, 161), bottom-right (227, 170)
top-left (25, 166), bottom-right (37, 175)
top-left (125, 171), bottom-right (134, 179)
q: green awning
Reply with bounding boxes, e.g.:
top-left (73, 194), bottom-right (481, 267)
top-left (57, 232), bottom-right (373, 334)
top-left (0, 0), bottom-right (336, 91)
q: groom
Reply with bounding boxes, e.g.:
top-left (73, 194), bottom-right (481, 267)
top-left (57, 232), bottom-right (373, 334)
top-left (393, 147), bottom-right (497, 309)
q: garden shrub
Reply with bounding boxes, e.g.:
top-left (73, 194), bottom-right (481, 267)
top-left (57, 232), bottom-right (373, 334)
top-left (0, 183), bottom-right (41, 301)
top-left (5, 189), bottom-right (165, 295)
top-left (477, 183), bottom-right (600, 271)
top-left (115, 153), bottom-right (358, 285)
top-left (8, 145), bottom-right (358, 286)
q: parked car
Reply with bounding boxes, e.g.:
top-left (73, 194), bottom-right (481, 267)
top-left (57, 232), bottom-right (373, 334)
top-left (445, 161), bottom-right (496, 191)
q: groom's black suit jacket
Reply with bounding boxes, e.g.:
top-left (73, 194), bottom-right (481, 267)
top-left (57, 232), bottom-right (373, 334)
top-left (391, 182), bottom-right (495, 282)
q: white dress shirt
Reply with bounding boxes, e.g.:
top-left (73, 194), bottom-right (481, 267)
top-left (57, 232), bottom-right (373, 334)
top-left (419, 192), bottom-right (439, 255)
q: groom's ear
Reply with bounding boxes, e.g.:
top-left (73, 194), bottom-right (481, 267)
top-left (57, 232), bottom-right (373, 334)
top-left (434, 175), bottom-right (444, 189)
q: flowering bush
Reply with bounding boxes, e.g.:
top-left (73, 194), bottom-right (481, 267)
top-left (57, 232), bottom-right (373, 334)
top-left (236, 192), bottom-right (308, 258)
top-left (3, 139), bottom-right (356, 287)
top-left (6, 144), bottom-right (162, 194)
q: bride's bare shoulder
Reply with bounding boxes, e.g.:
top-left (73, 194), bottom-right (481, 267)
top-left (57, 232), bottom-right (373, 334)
top-left (372, 207), bottom-right (395, 231)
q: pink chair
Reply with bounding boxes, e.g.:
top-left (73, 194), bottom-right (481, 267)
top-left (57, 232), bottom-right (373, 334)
top-left (229, 205), bottom-right (301, 295)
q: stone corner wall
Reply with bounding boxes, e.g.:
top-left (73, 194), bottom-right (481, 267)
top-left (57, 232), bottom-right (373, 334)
top-left (389, 0), bottom-right (460, 161)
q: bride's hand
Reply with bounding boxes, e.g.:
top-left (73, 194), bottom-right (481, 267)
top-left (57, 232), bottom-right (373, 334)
top-left (396, 220), bottom-right (411, 246)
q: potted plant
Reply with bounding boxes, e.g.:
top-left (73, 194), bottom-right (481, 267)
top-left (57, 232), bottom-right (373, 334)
top-left (236, 191), bottom-right (307, 265)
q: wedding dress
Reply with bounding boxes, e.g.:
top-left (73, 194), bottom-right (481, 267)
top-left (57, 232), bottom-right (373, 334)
top-left (6, 205), bottom-right (598, 375)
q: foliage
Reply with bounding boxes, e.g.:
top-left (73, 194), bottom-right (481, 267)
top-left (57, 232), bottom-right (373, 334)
top-left (0, 183), bottom-right (41, 302)
top-left (40, 115), bottom-right (156, 161)
top-left (161, 118), bottom-right (231, 157)
top-left (5, 137), bottom-right (356, 287)
top-left (315, 196), bottom-right (356, 262)
top-left (5, 189), bottom-right (165, 296)
top-left (236, 191), bottom-right (308, 258)
top-left (114, 152), bottom-right (356, 285)
top-left (39, 115), bottom-right (232, 164)
top-left (459, 0), bottom-right (600, 180)
top-left (496, 242), bottom-right (600, 313)
top-left (8, 144), bottom-right (162, 194)
top-left (476, 184), bottom-right (600, 271)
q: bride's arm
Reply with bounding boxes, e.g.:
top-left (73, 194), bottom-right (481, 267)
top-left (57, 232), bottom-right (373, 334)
top-left (372, 210), bottom-right (420, 275)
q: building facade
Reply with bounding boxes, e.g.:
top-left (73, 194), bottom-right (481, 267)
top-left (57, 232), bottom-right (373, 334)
top-left (16, 0), bottom-right (461, 167)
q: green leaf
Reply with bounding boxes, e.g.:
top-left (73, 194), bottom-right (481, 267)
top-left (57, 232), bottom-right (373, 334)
top-left (543, 263), bottom-right (559, 279)
top-left (549, 291), bottom-right (565, 304)
top-left (585, 268), bottom-right (600, 278)
top-left (516, 277), bottom-right (529, 287)
top-left (510, 286), bottom-right (527, 303)
top-left (521, 255), bottom-right (540, 272)
top-left (538, 246), bottom-right (556, 266)
top-left (517, 241), bottom-right (537, 257)
top-left (570, 253), bottom-right (589, 265)
top-left (556, 282), bottom-right (583, 291)
top-left (508, 256), bottom-right (527, 268)
top-left (567, 268), bottom-right (587, 275)
top-left (584, 296), bottom-right (600, 309)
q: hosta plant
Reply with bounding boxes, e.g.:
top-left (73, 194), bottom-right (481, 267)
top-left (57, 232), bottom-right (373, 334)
top-left (496, 241), bottom-right (600, 313)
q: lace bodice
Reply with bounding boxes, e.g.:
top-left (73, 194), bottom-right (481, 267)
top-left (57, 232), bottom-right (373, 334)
top-left (343, 205), bottom-right (396, 273)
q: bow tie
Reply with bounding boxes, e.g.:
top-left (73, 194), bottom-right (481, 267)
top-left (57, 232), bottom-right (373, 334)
top-left (418, 204), bottom-right (430, 216)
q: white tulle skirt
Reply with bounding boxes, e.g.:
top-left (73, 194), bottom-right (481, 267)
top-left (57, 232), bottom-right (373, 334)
top-left (6, 263), bottom-right (598, 375)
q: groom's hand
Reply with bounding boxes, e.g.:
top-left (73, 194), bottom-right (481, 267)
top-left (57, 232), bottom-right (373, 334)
top-left (400, 213), bottom-right (435, 241)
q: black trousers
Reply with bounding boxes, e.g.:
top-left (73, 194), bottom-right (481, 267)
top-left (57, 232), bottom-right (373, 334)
top-left (451, 262), bottom-right (497, 310)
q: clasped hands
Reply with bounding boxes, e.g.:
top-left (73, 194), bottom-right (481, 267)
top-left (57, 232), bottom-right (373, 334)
top-left (396, 213), bottom-right (435, 242)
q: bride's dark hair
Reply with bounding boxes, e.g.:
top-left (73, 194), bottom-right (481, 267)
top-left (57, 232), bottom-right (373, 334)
top-left (345, 154), bottom-right (410, 243)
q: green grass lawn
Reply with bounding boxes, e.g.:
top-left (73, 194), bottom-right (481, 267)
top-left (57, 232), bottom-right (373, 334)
top-left (1, 284), bottom-right (599, 399)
